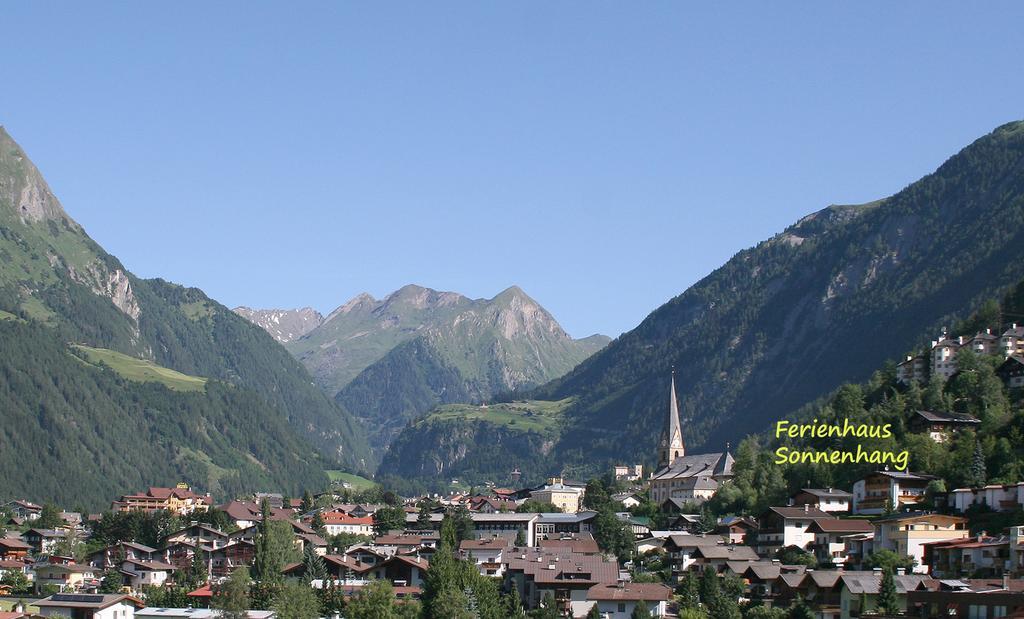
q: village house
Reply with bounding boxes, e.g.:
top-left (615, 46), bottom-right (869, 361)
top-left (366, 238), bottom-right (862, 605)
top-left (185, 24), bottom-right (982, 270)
top-left (906, 578), bottom-right (1024, 619)
top-left (661, 534), bottom-right (731, 575)
top-left (534, 512), bottom-right (596, 545)
top-left (931, 334), bottom-right (962, 381)
top-left (612, 464), bottom-right (644, 483)
top-left (530, 479), bottom-right (585, 514)
top-left (585, 582), bottom-right (672, 618)
top-left (851, 470), bottom-right (936, 515)
top-left (774, 569), bottom-right (846, 617)
top-left (896, 354), bottom-right (929, 385)
top-left (806, 518), bottom-right (874, 566)
top-left (469, 513), bottom-right (537, 545)
top-left (35, 594), bottom-right (144, 619)
top-left (1002, 323), bottom-right (1024, 357)
top-left (908, 410), bottom-right (981, 443)
top-left (537, 533), bottom-right (601, 555)
top-left (503, 546), bottom-right (620, 616)
top-left (368, 554), bottom-right (429, 589)
top-left (648, 372), bottom-right (734, 504)
top-left (118, 558), bottom-right (178, 589)
top-left (689, 544), bottom-right (761, 572)
top-left (32, 561), bottom-right (97, 593)
top-left (459, 537), bottom-right (509, 577)
top-left (3, 500), bottom-right (41, 522)
top-left (610, 493), bottom-right (642, 509)
top-left (207, 540), bottom-right (255, 577)
top-left (1011, 526), bottom-right (1024, 577)
top-left (728, 561), bottom-right (807, 603)
top-left (924, 535), bottom-right (1010, 578)
top-left (282, 554), bottom-right (371, 582)
top-left (21, 528), bottom-right (69, 555)
top-left (949, 482), bottom-right (1024, 513)
top-left (87, 542), bottom-right (159, 569)
top-left (373, 531), bottom-right (439, 552)
top-left (321, 512), bottom-right (374, 536)
top-left (0, 538), bottom-right (32, 561)
top-left (965, 329), bottom-right (1002, 355)
top-left (790, 488), bottom-right (853, 513)
top-left (754, 506), bottom-right (835, 555)
top-left (164, 524), bottom-right (229, 549)
top-left (113, 485), bottom-right (211, 515)
top-left (872, 513), bottom-right (969, 574)
top-left (836, 572), bottom-right (934, 619)
top-left (717, 516), bottom-right (758, 544)
top-left (997, 354), bottom-right (1024, 389)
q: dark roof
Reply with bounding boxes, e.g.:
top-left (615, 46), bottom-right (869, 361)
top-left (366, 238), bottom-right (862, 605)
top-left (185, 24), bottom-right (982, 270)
top-left (652, 452), bottom-right (732, 480)
top-left (913, 410), bottom-right (981, 424)
top-left (764, 506), bottom-right (834, 520)
top-left (798, 488), bottom-right (853, 499)
top-left (805, 518), bottom-right (874, 534)
top-left (35, 594), bottom-right (143, 610)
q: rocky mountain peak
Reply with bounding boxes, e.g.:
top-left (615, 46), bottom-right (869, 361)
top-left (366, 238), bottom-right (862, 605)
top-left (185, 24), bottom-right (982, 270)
top-left (232, 306), bottom-right (324, 343)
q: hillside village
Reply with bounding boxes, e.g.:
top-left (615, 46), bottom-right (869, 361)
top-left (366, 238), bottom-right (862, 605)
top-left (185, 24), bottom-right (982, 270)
top-left (4, 354), bottom-right (1024, 619)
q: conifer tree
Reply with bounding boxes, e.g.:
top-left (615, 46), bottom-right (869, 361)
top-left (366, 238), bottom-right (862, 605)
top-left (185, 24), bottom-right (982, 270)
top-left (878, 567), bottom-right (899, 615)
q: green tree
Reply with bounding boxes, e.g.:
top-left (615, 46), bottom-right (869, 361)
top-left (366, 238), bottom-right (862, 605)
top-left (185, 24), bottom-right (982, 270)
top-left (516, 500), bottom-right (561, 513)
top-left (878, 568), bottom-right (899, 615)
top-left (432, 587), bottom-right (473, 618)
top-left (212, 567), bottom-right (251, 619)
top-left (98, 567), bottom-right (123, 593)
top-left (787, 595), bottom-right (814, 619)
top-left (182, 550), bottom-right (209, 590)
top-left (36, 503), bottom-right (63, 530)
top-left (514, 527), bottom-right (528, 547)
top-left (586, 603), bottom-right (603, 618)
top-left (373, 505), bottom-right (407, 536)
top-left (301, 545), bottom-right (327, 582)
top-left (774, 546), bottom-right (817, 568)
top-left (864, 549), bottom-right (915, 572)
top-left (631, 600), bottom-right (652, 618)
top-left (345, 579), bottom-right (397, 618)
top-left (252, 501), bottom-right (298, 583)
top-left (449, 505), bottom-right (475, 543)
top-left (970, 439), bottom-right (988, 487)
top-left (505, 585), bottom-right (526, 617)
top-left (271, 580), bottom-right (320, 619)
top-left (300, 491), bottom-right (314, 513)
top-left (0, 570), bottom-right (32, 595)
top-left (529, 592), bottom-right (559, 618)
top-left (676, 569), bottom-right (700, 610)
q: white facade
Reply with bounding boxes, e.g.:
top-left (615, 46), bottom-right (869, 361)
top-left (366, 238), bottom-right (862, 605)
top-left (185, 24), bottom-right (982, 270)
top-left (586, 599), bottom-right (669, 618)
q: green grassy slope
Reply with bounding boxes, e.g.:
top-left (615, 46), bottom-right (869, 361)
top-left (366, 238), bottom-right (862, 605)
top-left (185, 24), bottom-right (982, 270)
top-left (73, 345), bottom-right (208, 392)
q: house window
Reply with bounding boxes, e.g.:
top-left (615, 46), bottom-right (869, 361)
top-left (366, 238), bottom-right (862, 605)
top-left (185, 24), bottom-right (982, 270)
top-left (618, 603), bottom-right (626, 612)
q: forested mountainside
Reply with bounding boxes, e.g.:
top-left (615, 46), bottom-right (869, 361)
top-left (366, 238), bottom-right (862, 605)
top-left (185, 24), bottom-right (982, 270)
top-left (0, 127), bottom-right (369, 506)
top-left (707, 279), bottom-right (1024, 519)
top-left (381, 121), bottom-right (1024, 485)
top-left (240, 284), bottom-right (608, 452)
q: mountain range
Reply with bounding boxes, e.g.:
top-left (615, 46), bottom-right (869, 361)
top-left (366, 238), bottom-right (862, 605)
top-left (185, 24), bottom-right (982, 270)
top-left (378, 120), bottom-right (1024, 487)
top-left (0, 126), bottom-right (369, 507)
top-left (235, 285), bottom-right (609, 452)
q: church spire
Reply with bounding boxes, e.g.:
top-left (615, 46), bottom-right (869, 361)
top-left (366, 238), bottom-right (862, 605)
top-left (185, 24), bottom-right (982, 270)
top-left (658, 367), bottom-right (686, 469)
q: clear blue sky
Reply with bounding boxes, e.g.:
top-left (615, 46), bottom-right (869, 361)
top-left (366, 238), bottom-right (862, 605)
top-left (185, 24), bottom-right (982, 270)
top-left (3, 3), bottom-right (1023, 338)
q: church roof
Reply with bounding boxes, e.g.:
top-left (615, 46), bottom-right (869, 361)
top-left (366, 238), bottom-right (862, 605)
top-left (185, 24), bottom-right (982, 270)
top-left (651, 452), bottom-right (731, 480)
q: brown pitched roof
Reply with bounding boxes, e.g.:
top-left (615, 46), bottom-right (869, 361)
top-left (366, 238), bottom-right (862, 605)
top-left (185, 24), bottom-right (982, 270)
top-left (587, 583), bottom-right (671, 602)
top-left (806, 518), bottom-right (874, 534)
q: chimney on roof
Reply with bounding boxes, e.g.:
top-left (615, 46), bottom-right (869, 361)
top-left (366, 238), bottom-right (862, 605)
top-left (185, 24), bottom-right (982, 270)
top-left (896, 568), bottom-right (905, 575)
top-left (1004, 574), bottom-right (1010, 590)
top-left (804, 504), bottom-right (809, 513)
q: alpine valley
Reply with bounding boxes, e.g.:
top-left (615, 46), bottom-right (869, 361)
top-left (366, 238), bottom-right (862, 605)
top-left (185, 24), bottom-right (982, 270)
top-left (0, 127), bottom-right (370, 508)
top-left (375, 120), bottom-right (1024, 490)
top-left (235, 285), bottom-right (610, 453)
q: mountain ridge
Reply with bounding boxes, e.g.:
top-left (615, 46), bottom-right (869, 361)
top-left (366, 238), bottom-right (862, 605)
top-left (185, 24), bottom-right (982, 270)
top-left (379, 119), bottom-right (1024, 485)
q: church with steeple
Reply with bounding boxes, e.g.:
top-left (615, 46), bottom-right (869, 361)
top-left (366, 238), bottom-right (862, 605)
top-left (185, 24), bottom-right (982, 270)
top-left (649, 370), bottom-right (734, 504)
